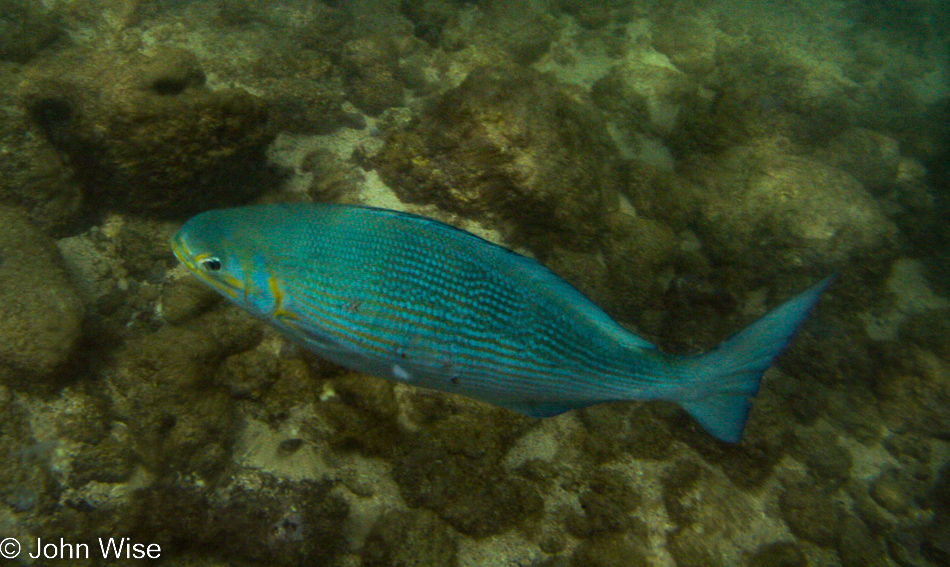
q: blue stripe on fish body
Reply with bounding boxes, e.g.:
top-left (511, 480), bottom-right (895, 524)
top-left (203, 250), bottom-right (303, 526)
top-left (171, 203), bottom-right (833, 443)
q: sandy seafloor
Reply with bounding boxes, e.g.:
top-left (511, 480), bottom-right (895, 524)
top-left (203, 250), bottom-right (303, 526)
top-left (0, 0), bottom-right (948, 566)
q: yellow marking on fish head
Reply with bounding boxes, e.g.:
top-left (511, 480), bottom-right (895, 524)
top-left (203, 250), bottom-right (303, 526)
top-left (188, 252), bottom-right (242, 301)
top-left (267, 273), bottom-right (295, 319)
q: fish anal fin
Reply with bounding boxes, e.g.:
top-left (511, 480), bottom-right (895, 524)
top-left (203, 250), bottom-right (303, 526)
top-left (679, 393), bottom-right (754, 444)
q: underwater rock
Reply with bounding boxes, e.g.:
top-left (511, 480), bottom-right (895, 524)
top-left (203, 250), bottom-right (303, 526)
top-left (555, 0), bottom-right (637, 30)
top-left (0, 63), bottom-right (82, 233)
top-left (565, 468), bottom-right (642, 537)
top-left (693, 141), bottom-right (898, 277)
top-left (289, 1), bottom-right (354, 56)
top-left (240, 26), bottom-right (353, 135)
top-left (822, 127), bottom-right (902, 191)
top-left (883, 432), bottom-right (933, 468)
top-left (619, 404), bottom-right (679, 461)
top-left (38, 386), bottom-right (138, 486)
top-left (838, 515), bottom-right (891, 567)
top-left (56, 215), bottom-right (183, 342)
top-left (393, 443), bottom-right (543, 537)
top-left (651, 10), bottom-right (718, 76)
top-left (576, 403), bottom-right (677, 463)
top-left (315, 371), bottom-right (404, 456)
top-left (878, 346), bottom-right (950, 439)
top-left (299, 148), bottom-right (367, 203)
top-left (672, 24), bottom-right (868, 154)
top-left (0, 396), bottom-right (58, 515)
top-left (921, 464), bottom-right (950, 565)
top-left (722, 25), bottom-right (861, 136)
top-left (0, 206), bottom-right (83, 386)
top-left (342, 35), bottom-right (406, 116)
top-left (161, 275), bottom-right (221, 324)
top-left (69, 434), bottom-right (138, 485)
top-left (399, 0), bottom-right (459, 48)
top-left (0, 1), bottom-right (62, 63)
top-left (105, 303), bottom-right (262, 476)
top-left (134, 472), bottom-right (347, 566)
top-left (869, 467), bottom-right (917, 516)
top-left (21, 46), bottom-right (276, 217)
top-left (592, 49), bottom-right (700, 137)
top-left (438, 0), bottom-right (558, 64)
top-left (57, 230), bottom-right (124, 310)
top-left (600, 212), bottom-right (680, 317)
top-left (391, 406), bottom-right (542, 537)
top-left (748, 541), bottom-right (807, 567)
top-left (684, 432), bottom-right (786, 490)
top-left (112, 216), bottom-right (179, 281)
top-left (887, 159), bottom-right (940, 257)
top-left (666, 528), bottom-right (725, 567)
top-left (258, 56), bottom-right (353, 135)
top-left (661, 458), bottom-right (711, 528)
top-left (569, 532), bottom-right (650, 567)
top-left (778, 481), bottom-right (843, 547)
top-left (215, 346), bottom-right (282, 400)
top-left (660, 455), bottom-right (765, 545)
top-left (788, 429), bottom-right (854, 489)
top-left (376, 65), bottom-right (622, 253)
top-left (361, 508), bottom-right (459, 567)
top-left (831, 387), bottom-right (887, 444)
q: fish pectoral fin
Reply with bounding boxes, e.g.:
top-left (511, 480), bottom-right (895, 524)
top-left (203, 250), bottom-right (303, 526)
top-left (274, 313), bottom-right (344, 352)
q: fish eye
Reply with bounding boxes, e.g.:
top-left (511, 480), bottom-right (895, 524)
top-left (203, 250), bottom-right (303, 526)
top-left (200, 257), bottom-right (223, 272)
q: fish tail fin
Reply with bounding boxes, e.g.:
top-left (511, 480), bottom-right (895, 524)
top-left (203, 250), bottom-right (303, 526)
top-left (676, 276), bottom-right (835, 443)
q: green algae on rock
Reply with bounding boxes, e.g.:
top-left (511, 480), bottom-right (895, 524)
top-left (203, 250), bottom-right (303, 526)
top-left (570, 532), bottom-right (650, 567)
top-left (0, 63), bottom-right (82, 234)
top-left (362, 509), bottom-right (459, 567)
top-left (564, 468), bottom-right (642, 537)
top-left (376, 65), bottom-right (623, 253)
top-left (392, 406), bottom-right (542, 538)
top-left (437, 0), bottom-right (558, 65)
top-left (692, 140), bottom-right (899, 278)
top-left (0, 206), bottom-right (83, 387)
top-left (821, 127), bottom-right (902, 190)
top-left (21, 46), bottom-right (277, 217)
top-left (131, 472), bottom-right (348, 566)
top-left (0, 395), bottom-right (57, 514)
top-left (779, 481), bottom-right (844, 547)
top-left (105, 303), bottom-right (262, 476)
top-left (0, 1), bottom-right (62, 63)
top-left (341, 35), bottom-right (406, 116)
top-left (748, 541), bottom-right (808, 567)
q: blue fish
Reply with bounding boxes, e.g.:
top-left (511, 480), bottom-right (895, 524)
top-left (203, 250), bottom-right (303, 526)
top-left (171, 203), bottom-right (832, 442)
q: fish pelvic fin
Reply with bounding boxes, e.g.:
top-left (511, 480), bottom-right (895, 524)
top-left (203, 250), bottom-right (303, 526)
top-left (676, 276), bottom-right (835, 443)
